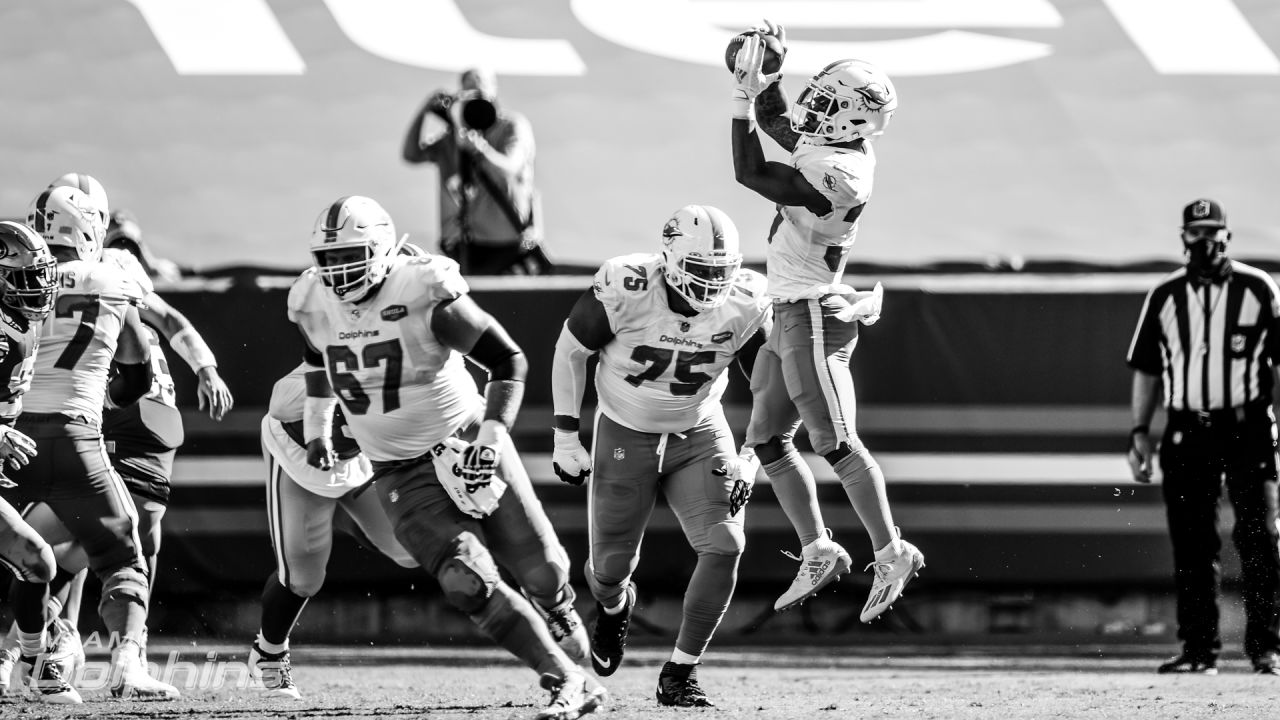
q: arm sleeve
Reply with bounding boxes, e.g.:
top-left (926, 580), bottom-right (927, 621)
top-left (551, 324), bottom-right (594, 432)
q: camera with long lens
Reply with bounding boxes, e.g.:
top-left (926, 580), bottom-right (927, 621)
top-left (430, 90), bottom-right (497, 132)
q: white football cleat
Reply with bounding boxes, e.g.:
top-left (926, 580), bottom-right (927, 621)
top-left (535, 668), bottom-right (605, 720)
top-left (774, 529), bottom-right (853, 612)
top-left (249, 642), bottom-right (301, 700)
top-left (860, 533), bottom-right (925, 623)
top-left (17, 653), bottom-right (82, 704)
top-left (110, 639), bottom-right (180, 700)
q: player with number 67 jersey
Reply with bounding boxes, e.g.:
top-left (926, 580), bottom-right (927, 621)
top-left (550, 205), bottom-right (770, 707)
top-left (289, 196), bottom-right (605, 720)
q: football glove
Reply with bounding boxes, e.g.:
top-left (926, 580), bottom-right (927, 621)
top-left (461, 420), bottom-right (505, 484)
top-left (305, 437), bottom-right (335, 471)
top-left (720, 450), bottom-right (760, 517)
top-left (0, 424), bottom-right (36, 472)
top-left (731, 23), bottom-right (785, 117)
top-left (552, 429), bottom-right (592, 486)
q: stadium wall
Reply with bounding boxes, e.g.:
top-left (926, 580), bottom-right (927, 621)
top-left (134, 273), bottom-right (1231, 641)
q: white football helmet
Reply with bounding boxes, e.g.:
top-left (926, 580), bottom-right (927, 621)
top-left (27, 186), bottom-right (107, 262)
top-left (0, 221), bottom-right (57, 321)
top-left (791, 59), bottom-right (898, 144)
top-left (309, 196), bottom-right (400, 303)
top-left (48, 173), bottom-right (110, 227)
top-left (660, 205), bottom-right (742, 312)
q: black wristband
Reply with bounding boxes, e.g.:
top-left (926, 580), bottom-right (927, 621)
top-left (1130, 424), bottom-right (1149, 437)
top-left (554, 415), bottom-right (580, 432)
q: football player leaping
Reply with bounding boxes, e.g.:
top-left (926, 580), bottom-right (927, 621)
top-left (289, 196), bottom-right (604, 720)
top-left (550, 206), bottom-right (769, 706)
top-left (0, 221), bottom-right (78, 703)
top-left (730, 24), bottom-right (925, 620)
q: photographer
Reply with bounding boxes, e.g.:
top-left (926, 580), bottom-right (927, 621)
top-left (402, 67), bottom-right (548, 275)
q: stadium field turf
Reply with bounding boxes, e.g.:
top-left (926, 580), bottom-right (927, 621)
top-left (5, 644), bottom-right (1277, 719)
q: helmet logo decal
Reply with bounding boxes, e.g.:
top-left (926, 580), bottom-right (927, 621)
top-left (661, 217), bottom-right (683, 248)
top-left (1191, 200), bottom-right (1212, 219)
top-left (853, 83), bottom-right (892, 112)
top-left (823, 174), bottom-right (837, 191)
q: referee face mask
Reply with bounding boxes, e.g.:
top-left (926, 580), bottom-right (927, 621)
top-left (1181, 226), bottom-right (1231, 284)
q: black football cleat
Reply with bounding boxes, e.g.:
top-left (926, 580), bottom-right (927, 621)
top-left (1251, 651), bottom-right (1280, 676)
top-left (656, 661), bottom-right (714, 707)
top-left (589, 582), bottom-right (635, 677)
top-left (1156, 653), bottom-right (1218, 675)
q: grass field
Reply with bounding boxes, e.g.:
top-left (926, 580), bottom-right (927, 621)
top-left (4, 644), bottom-right (1279, 720)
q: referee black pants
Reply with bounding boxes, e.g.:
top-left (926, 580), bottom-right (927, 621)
top-left (1159, 409), bottom-right (1280, 660)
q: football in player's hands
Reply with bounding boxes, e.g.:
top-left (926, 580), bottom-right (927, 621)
top-left (724, 29), bottom-right (785, 75)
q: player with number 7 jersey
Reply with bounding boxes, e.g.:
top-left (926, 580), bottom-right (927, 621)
top-left (288, 196), bottom-right (605, 720)
top-left (4, 186), bottom-right (178, 700)
top-left (549, 205), bottom-right (770, 706)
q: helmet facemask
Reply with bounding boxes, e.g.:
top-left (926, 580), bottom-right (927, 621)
top-left (660, 205), bottom-right (743, 313)
top-left (313, 243), bottom-right (391, 303)
top-left (1, 254), bottom-right (57, 321)
top-left (309, 196), bottom-right (399, 304)
top-left (790, 60), bottom-right (897, 144)
top-left (665, 253), bottom-right (741, 312)
top-left (0, 222), bottom-right (58, 322)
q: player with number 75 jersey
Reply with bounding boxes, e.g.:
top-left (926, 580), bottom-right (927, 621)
top-left (549, 205), bottom-right (770, 706)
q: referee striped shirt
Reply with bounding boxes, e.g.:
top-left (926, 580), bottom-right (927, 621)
top-left (1127, 262), bottom-right (1280, 411)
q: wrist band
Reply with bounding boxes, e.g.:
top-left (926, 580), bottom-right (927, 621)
top-left (169, 327), bottom-right (217, 373)
top-left (1130, 424), bottom-right (1149, 437)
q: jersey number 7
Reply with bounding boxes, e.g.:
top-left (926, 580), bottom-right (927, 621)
top-left (325, 339), bottom-right (403, 415)
top-left (53, 296), bottom-right (103, 370)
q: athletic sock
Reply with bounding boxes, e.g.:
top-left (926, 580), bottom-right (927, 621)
top-left (764, 451), bottom-right (824, 546)
top-left (674, 553), bottom-right (738, 659)
top-left (259, 574), bottom-right (309, 647)
top-left (832, 447), bottom-right (895, 550)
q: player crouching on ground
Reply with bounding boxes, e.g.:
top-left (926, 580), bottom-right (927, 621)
top-left (288, 196), bottom-right (604, 720)
top-left (551, 205), bottom-right (769, 706)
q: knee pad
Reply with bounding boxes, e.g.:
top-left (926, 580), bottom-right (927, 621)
top-left (755, 436), bottom-right (796, 466)
top-left (285, 568), bottom-right (326, 598)
top-left (701, 522), bottom-right (746, 557)
top-left (516, 552), bottom-right (570, 605)
top-left (436, 534), bottom-right (500, 614)
top-left (98, 565), bottom-right (149, 616)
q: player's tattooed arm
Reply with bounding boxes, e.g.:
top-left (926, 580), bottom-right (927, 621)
top-left (732, 119), bottom-right (832, 215)
top-left (755, 83), bottom-right (799, 153)
top-left (432, 295), bottom-right (528, 430)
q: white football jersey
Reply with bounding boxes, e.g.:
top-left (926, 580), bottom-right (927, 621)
top-left (266, 363), bottom-right (368, 497)
top-left (592, 254), bottom-right (770, 433)
top-left (101, 248), bottom-right (174, 407)
top-left (288, 254), bottom-right (484, 462)
top-left (24, 260), bottom-right (147, 424)
top-left (766, 140), bottom-right (876, 301)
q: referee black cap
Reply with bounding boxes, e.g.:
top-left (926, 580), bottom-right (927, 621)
top-left (1182, 198), bottom-right (1228, 229)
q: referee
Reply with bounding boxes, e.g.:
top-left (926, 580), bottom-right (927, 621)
top-left (1127, 198), bottom-right (1280, 675)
